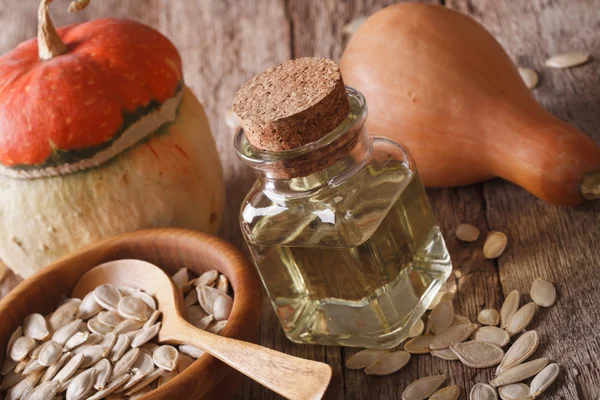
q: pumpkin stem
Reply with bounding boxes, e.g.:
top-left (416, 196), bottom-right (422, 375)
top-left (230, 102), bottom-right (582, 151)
top-left (581, 172), bottom-right (600, 201)
top-left (37, 0), bottom-right (91, 61)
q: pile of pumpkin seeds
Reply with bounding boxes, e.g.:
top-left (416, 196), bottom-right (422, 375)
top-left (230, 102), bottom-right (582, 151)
top-left (0, 267), bottom-right (233, 400)
top-left (345, 274), bottom-right (559, 400)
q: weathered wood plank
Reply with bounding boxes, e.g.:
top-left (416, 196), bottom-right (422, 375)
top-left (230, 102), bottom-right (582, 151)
top-left (447, 0), bottom-right (600, 398)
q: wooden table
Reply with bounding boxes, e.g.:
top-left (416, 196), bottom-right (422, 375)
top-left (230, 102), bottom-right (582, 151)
top-left (1, 1), bottom-right (599, 398)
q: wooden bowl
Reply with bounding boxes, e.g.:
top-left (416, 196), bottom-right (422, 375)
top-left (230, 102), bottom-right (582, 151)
top-left (0, 229), bottom-right (263, 399)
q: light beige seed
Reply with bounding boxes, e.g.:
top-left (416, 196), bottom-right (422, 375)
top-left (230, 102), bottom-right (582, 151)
top-left (10, 336), bottom-right (37, 361)
top-left (193, 315), bottom-right (214, 330)
top-left (471, 326), bottom-right (510, 347)
top-left (109, 334), bottom-right (131, 363)
top-left (178, 345), bottom-right (205, 359)
top-left (500, 291), bottom-right (520, 329)
top-left (1, 370), bottom-right (27, 390)
top-left (452, 314), bottom-right (472, 327)
top-left (76, 334), bottom-right (103, 352)
top-left (93, 358), bottom-right (113, 390)
top-left (131, 323), bottom-right (161, 348)
top-left (216, 274), bottom-right (230, 294)
top-left (490, 358), bottom-right (548, 387)
top-left (24, 380), bottom-right (60, 400)
top-left (404, 336), bottom-right (433, 355)
top-left (545, 52), bottom-right (590, 68)
top-left (498, 383), bottom-right (530, 400)
top-left (38, 341), bottom-right (62, 367)
top-left (153, 345), bottom-right (179, 371)
top-left (206, 320), bottom-right (227, 335)
top-left (504, 303), bottom-right (537, 337)
top-left (141, 343), bottom-right (159, 356)
top-left (456, 223), bottom-right (480, 242)
top-left (53, 353), bottom-right (84, 383)
top-left (131, 291), bottom-right (157, 311)
top-left (6, 326), bottom-right (23, 357)
top-left (64, 331), bottom-right (89, 351)
top-left (186, 306), bottom-right (207, 326)
top-left (450, 340), bottom-right (504, 368)
top-left (196, 270), bottom-right (219, 286)
top-left (97, 311), bottom-right (125, 328)
top-left (1, 357), bottom-right (18, 376)
top-left (14, 358), bottom-right (30, 374)
top-left (142, 310), bottom-right (161, 329)
top-left (79, 292), bottom-right (103, 320)
top-left (23, 359), bottom-right (45, 375)
top-left (184, 290), bottom-right (199, 307)
top-left (478, 309), bottom-right (500, 326)
top-left (428, 291), bottom-right (454, 311)
top-left (429, 300), bottom-right (454, 335)
top-left (94, 284), bottom-right (122, 312)
top-left (65, 368), bottom-right (96, 400)
top-left (364, 351), bottom-right (410, 376)
top-left (431, 348), bottom-right (459, 361)
top-left (470, 383), bottom-right (497, 400)
top-left (125, 329), bottom-right (142, 341)
top-left (118, 351), bottom-right (155, 392)
top-left (518, 68), bottom-right (539, 89)
top-left (529, 363), bottom-right (559, 397)
top-left (79, 345), bottom-right (104, 368)
top-left (118, 296), bottom-right (150, 321)
top-left (30, 343), bottom-right (43, 360)
top-left (430, 385), bottom-right (460, 400)
top-left (86, 373), bottom-right (130, 400)
top-left (530, 278), bottom-right (556, 308)
top-left (124, 368), bottom-right (164, 395)
top-left (113, 319), bottom-right (145, 335)
top-left (177, 354), bottom-right (195, 372)
top-left (408, 319), bottom-right (425, 338)
top-left (5, 370), bottom-right (43, 400)
top-left (98, 332), bottom-right (117, 357)
top-left (118, 286), bottom-right (140, 296)
top-left (112, 348), bottom-right (141, 379)
top-left (87, 317), bottom-right (113, 336)
top-left (171, 268), bottom-right (189, 290)
top-left (40, 352), bottom-right (71, 383)
top-left (430, 324), bottom-right (477, 350)
top-left (49, 302), bottom-right (81, 333)
top-left (52, 320), bottom-right (83, 346)
top-left (484, 231), bottom-right (508, 259)
top-left (197, 285), bottom-right (233, 321)
top-left (24, 314), bottom-right (50, 341)
top-left (402, 374), bottom-right (446, 400)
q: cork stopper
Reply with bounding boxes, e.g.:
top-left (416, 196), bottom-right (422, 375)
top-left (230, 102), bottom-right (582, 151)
top-left (233, 57), bottom-right (350, 152)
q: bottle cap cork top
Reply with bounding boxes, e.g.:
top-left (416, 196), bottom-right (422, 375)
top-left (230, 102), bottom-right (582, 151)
top-left (233, 57), bottom-right (350, 152)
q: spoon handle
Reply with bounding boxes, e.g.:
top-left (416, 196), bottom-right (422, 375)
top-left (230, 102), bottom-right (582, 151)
top-left (173, 321), bottom-right (335, 400)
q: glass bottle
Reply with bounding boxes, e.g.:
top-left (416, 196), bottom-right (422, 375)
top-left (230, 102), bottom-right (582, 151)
top-left (234, 58), bottom-right (452, 349)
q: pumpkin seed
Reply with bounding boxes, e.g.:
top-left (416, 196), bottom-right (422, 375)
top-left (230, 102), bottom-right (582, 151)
top-left (113, 319), bottom-right (145, 335)
top-left (364, 351), bottom-right (410, 376)
top-left (97, 311), bottom-right (125, 328)
top-left (431, 348), bottom-right (459, 361)
top-left (470, 383), bottom-right (497, 400)
top-left (40, 353), bottom-right (71, 383)
top-left (196, 270), bottom-right (219, 286)
top-left (186, 306), bottom-right (207, 326)
top-left (430, 385), bottom-right (460, 400)
top-left (194, 314), bottom-right (214, 330)
top-left (428, 291), bottom-right (454, 311)
top-left (178, 345), bottom-right (205, 359)
top-left (490, 358), bottom-right (548, 387)
top-left (498, 383), bottom-right (530, 400)
top-left (6, 326), bottom-right (22, 357)
top-left (117, 352), bottom-right (154, 392)
top-left (124, 368), bottom-right (164, 396)
top-left (109, 334), bottom-right (131, 363)
top-left (29, 344), bottom-right (43, 360)
top-left (131, 291), bottom-right (157, 311)
top-left (86, 373), bottom-right (130, 400)
top-left (471, 326), bottom-right (510, 347)
top-left (456, 223), bottom-right (480, 242)
top-left (49, 302), bottom-right (81, 333)
top-left (452, 314), bottom-right (472, 327)
top-left (22, 359), bottom-right (45, 375)
top-left (197, 285), bottom-right (233, 321)
top-left (429, 300), bottom-right (454, 335)
top-left (483, 232), bottom-right (508, 259)
top-left (131, 323), bottom-right (161, 348)
top-left (430, 324), bottom-right (477, 350)
top-left (92, 359), bottom-right (112, 390)
top-left (206, 320), bottom-right (227, 334)
top-left (14, 358), bottom-right (30, 374)
top-left (171, 268), bottom-right (189, 290)
top-left (118, 296), bottom-right (150, 321)
top-left (94, 284), bottom-right (122, 312)
top-left (64, 331), bottom-right (89, 351)
top-left (504, 303), bottom-right (537, 337)
top-left (177, 354), bottom-right (195, 372)
top-left (478, 309), bottom-right (500, 326)
top-left (450, 341), bottom-right (504, 368)
top-left (112, 348), bottom-right (141, 379)
top-left (79, 345), bottom-right (104, 368)
top-left (1, 357), bottom-right (18, 376)
top-left (5, 370), bottom-right (43, 400)
top-left (140, 343), bottom-right (159, 356)
top-left (98, 332), bottom-right (117, 357)
top-left (24, 314), bottom-right (50, 341)
top-left (0, 370), bottom-right (26, 391)
top-left (500, 291), bottom-right (520, 329)
top-left (158, 370), bottom-right (178, 387)
top-left (529, 363), bottom-right (559, 397)
top-left (118, 286), bottom-right (140, 297)
top-left (143, 310), bottom-right (161, 329)
top-left (184, 290), bottom-right (199, 307)
top-left (216, 274), bottom-right (230, 294)
top-left (10, 336), bottom-right (37, 361)
top-left (76, 333), bottom-right (103, 351)
top-left (53, 353), bottom-right (84, 383)
top-left (404, 335), bottom-right (433, 354)
top-left (545, 52), bottom-right (590, 68)
top-left (152, 345), bottom-right (179, 372)
top-left (38, 341), bottom-right (62, 367)
top-left (125, 329), bottom-right (142, 341)
top-left (408, 319), bottom-right (425, 338)
top-left (65, 368), bottom-right (96, 400)
top-left (87, 317), bottom-right (113, 336)
top-left (52, 320), bottom-right (83, 346)
top-left (530, 279), bottom-right (556, 308)
top-left (79, 292), bottom-right (103, 320)
top-left (402, 374), bottom-right (446, 400)
top-left (518, 68), bottom-right (539, 90)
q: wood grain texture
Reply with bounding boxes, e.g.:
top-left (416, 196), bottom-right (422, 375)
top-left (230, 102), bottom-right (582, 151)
top-left (1, 0), bottom-right (599, 399)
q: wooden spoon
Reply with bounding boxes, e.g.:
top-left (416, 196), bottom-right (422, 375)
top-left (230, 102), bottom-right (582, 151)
top-left (72, 259), bottom-right (334, 400)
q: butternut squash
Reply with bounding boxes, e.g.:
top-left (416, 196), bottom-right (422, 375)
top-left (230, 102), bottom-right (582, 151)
top-left (340, 3), bottom-right (600, 206)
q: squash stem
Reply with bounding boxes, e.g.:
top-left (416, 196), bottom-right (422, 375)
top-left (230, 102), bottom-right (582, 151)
top-left (37, 0), bottom-right (90, 60)
top-left (580, 172), bottom-right (600, 200)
